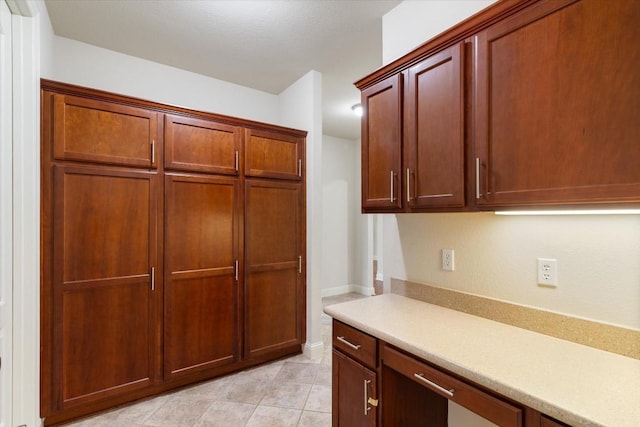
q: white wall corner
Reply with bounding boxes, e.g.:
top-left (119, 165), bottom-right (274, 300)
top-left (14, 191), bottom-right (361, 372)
top-left (303, 340), bottom-right (325, 360)
top-left (10, 8), bottom-right (42, 427)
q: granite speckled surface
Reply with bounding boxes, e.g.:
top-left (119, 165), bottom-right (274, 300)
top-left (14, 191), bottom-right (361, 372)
top-left (392, 278), bottom-right (640, 360)
top-left (324, 294), bottom-right (640, 427)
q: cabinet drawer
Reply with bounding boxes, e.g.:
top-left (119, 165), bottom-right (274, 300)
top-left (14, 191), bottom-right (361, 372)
top-left (332, 320), bottom-right (377, 369)
top-left (382, 344), bottom-right (522, 427)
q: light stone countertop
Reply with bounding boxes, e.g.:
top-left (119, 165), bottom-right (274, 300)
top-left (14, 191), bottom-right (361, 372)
top-left (324, 294), bottom-right (640, 427)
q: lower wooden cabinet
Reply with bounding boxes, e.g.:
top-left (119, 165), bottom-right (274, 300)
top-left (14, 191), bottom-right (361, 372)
top-left (244, 179), bottom-right (305, 359)
top-left (332, 320), bottom-right (575, 427)
top-left (164, 174), bottom-right (241, 379)
top-left (44, 166), bottom-right (160, 411)
top-left (333, 349), bottom-right (378, 426)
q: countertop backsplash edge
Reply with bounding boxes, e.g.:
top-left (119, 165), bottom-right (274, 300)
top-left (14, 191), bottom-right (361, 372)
top-left (391, 278), bottom-right (640, 360)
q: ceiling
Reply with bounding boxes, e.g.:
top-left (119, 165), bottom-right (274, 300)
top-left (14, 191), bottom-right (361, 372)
top-left (44, 0), bottom-right (402, 140)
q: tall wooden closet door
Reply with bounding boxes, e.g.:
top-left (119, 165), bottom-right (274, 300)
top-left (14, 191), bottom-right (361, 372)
top-left (51, 166), bottom-right (158, 409)
top-left (245, 179), bottom-right (304, 359)
top-left (164, 174), bottom-right (240, 379)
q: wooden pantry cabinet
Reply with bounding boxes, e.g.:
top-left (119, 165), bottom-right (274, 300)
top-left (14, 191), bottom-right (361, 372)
top-left (40, 80), bottom-right (306, 425)
top-left (357, 0), bottom-right (640, 213)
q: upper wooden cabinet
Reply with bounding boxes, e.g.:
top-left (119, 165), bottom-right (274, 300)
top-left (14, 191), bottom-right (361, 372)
top-left (50, 93), bottom-right (159, 168)
top-left (405, 43), bottom-right (465, 210)
top-left (360, 43), bottom-right (465, 213)
top-left (357, 0), bottom-right (640, 212)
top-left (473, 0), bottom-right (640, 208)
top-left (361, 74), bottom-right (403, 211)
top-left (164, 114), bottom-right (242, 175)
top-left (245, 128), bottom-right (304, 180)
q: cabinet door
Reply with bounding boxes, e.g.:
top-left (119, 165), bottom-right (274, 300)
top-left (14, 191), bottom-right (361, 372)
top-left (474, 0), bottom-right (640, 207)
top-left (164, 174), bottom-right (240, 379)
top-left (244, 179), bottom-right (304, 359)
top-left (332, 350), bottom-right (377, 427)
top-left (51, 93), bottom-right (159, 168)
top-left (245, 129), bottom-right (304, 180)
top-left (164, 114), bottom-right (242, 175)
top-left (50, 166), bottom-right (159, 410)
top-left (361, 74), bottom-right (403, 211)
top-left (405, 43), bottom-right (464, 209)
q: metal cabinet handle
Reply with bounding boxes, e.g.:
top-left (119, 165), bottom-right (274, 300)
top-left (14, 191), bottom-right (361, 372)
top-left (390, 171), bottom-right (395, 203)
top-left (337, 336), bottom-right (361, 350)
top-left (413, 373), bottom-right (455, 397)
top-left (234, 260), bottom-right (239, 281)
top-left (235, 150), bottom-right (239, 172)
top-left (406, 168), bottom-right (411, 203)
top-left (298, 159), bottom-right (302, 177)
top-left (298, 255), bottom-right (302, 274)
top-left (151, 140), bottom-right (156, 165)
top-left (150, 267), bottom-right (155, 291)
top-left (475, 157), bottom-right (482, 199)
top-left (363, 379), bottom-right (378, 414)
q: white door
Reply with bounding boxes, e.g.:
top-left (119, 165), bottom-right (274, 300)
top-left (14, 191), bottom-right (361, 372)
top-left (0, 1), bottom-right (13, 426)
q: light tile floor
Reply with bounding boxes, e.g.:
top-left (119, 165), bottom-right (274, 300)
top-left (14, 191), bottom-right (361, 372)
top-left (61, 293), bottom-right (369, 427)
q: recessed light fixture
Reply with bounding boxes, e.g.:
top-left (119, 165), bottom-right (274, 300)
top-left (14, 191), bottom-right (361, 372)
top-left (351, 103), bottom-right (363, 117)
top-left (495, 210), bottom-right (640, 216)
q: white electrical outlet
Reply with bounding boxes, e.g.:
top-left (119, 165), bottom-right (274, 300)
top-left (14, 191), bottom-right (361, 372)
top-left (537, 258), bottom-right (558, 287)
top-left (442, 249), bottom-right (454, 271)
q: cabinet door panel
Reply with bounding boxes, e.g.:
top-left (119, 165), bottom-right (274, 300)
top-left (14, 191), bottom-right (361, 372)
top-left (245, 129), bottom-right (303, 180)
top-left (332, 350), bottom-right (377, 427)
top-left (361, 74), bottom-right (403, 211)
top-left (52, 94), bottom-right (158, 168)
top-left (405, 43), bottom-right (464, 209)
top-left (165, 114), bottom-right (241, 175)
top-left (474, 0), bottom-right (640, 207)
top-left (245, 180), bottom-right (303, 358)
top-left (52, 166), bottom-right (158, 408)
top-left (164, 175), bottom-right (240, 378)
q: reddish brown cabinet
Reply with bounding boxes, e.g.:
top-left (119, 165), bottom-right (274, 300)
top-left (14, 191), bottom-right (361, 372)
top-left (164, 174), bottom-right (241, 379)
top-left (245, 128), bottom-right (304, 180)
top-left (357, 0), bottom-right (640, 213)
top-left (332, 321), bottom-right (378, 426)
top-left (404, 43), bottom-right (465, 210)
top-left (41, 80), bottom-right (306, 425)
top-left (473, 0), bottom-right (640, 208)
top-left (359, 43), bottom-right (465, 213)
top-left (47, 166), bottom-right (160, 410)
top-left (51, 93), bottom-right (159, 168)
top-left (164, 114), bottom-right (242, 175)
top-left (361, 74), bottom-right (403, 211)
top-left (244, 179), bottom-right (305, 359)
top-left (332, 321), bottom-right (575, 427)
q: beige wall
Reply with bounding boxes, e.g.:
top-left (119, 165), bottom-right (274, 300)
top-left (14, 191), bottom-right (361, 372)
top-left (382, 1), bottom-right (640, 330)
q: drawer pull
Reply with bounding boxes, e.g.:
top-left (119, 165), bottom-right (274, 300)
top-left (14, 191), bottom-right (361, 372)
top-left (337, 336), bottom-right (361, 350)
top-left (414, 373), bottom-right (455, 398)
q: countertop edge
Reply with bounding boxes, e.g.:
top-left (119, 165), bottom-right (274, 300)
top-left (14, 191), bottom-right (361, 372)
top-left (324, 295), bottom-right (638, 427)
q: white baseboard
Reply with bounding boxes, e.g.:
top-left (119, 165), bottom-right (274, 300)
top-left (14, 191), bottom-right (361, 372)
top-left (321, 284), bottom-right (375, 297)
top-left (303, 341), bottom-right (324, 359)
